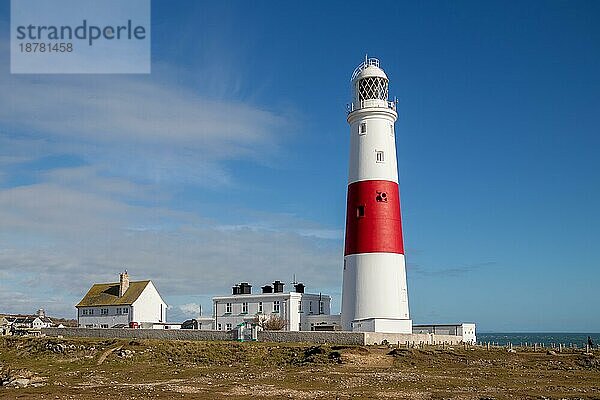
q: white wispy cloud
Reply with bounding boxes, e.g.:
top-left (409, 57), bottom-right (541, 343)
top-left (179, 303), bottom-right (201, 316)
top-left (0, 66), bottom-right (290, 187)
top-left (0, 166), bottom-right (342, 318)
top-left (0, 75), bottom-right (285, 152)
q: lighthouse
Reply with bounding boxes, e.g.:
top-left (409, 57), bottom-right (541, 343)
top-left (341, 57), bottom-right (412, 333)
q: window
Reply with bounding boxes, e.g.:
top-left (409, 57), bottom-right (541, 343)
top-left (123, 308), bottom-right (128, 314)
top-left (356, 205), bottom-right (365, 218)
top-left (85, 324), bottom-right (93, 328)
top-left (298, 301), bottom-right (302, 312)
top-left (226, 323), bottom-right (232, 331)
top-left (319, 301), bottom-right (324, 314)
top-left (101, 308), bottom-right (108, 315)
top-left (358, 76), bottom-right (388, 101)
top-left (273, 301), bottom-right (280, 313)
top-left (116, 308), bottom-right (121, 314)
top-left (242, 302), bottom-right (248, 314)
top-left (309, 302), bottom-right (313, 313)
top-left (100, 324), bottom-right (109, 329)
top-left (82, 309), bottom-right (88, 315)
top-left (226, 303), bottom-right (232, 313)
top-left (217, 323), bottom-right (222, 331)
top-left (89, 309), bottom-right (94, 315)
top-left (359, 122), bottom-right (367, 135)
top-left (258, 302), bottom-right (263, 313)
top-left (390, 124), bottom-right (394, 136)
top-left (376, 150), bottom-right (384, 163)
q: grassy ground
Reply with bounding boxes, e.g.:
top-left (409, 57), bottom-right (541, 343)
top-left (1, 336), bottom-right (599, 399)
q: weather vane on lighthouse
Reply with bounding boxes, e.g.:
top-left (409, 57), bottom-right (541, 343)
top-left (341, 57), bottom-right (412, 333)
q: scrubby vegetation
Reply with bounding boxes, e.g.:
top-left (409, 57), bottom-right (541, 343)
top-left (0, 336), bottom-right (599, 399)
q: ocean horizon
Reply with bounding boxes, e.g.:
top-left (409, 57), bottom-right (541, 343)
top-left (477, 332), bottom-right (600, 346)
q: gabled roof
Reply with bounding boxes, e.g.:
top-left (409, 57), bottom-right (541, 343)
top-left (6, 316), bottom-right (33, 324)
top-left (1, 315), bottom-right (53, 324)
top-left (76, 280), bottom-right (151, 307)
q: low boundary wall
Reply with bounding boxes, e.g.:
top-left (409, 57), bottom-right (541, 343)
top-left (364, 332), bottom-right (464, 345)
top-left (258, 331), bottom-right (365, 345)
top-left (41, 327), bottom-right (235, 341)
top-left (41, 328), bottom-right (466, 346)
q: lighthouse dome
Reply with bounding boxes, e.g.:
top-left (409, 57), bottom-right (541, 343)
top-left (352, 63), bottom-right (388, 81)
top-left (350, 57), bottom-right (391, 111)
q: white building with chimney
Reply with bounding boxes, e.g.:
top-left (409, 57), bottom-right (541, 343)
top-left (76, 271), bottom-right (168, 328)
top-left (213, 281), bottom-right (339, 332)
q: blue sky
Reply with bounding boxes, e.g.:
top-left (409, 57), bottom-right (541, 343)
top-left (0, 1), bottom-right (598, 331)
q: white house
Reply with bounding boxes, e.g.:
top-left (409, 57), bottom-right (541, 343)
top-left (1, 310), bottom-right (54, 335)
top-left (213, 281), bottom-right (338, 332)
top-left (76, 271), bottom-right (168, 328)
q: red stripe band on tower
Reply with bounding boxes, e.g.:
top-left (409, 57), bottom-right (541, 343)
top-left (344, 180), bottom-right (404, 256)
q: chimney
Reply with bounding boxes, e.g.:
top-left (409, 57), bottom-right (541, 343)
top-left (261, 285), bottom-right (273, 294)
top-left (119, 270), bottom-right (130, 297)
top-left (273, 280), bottom-right (284, 293)
top-left (239, 282), bottom-right (252, 294)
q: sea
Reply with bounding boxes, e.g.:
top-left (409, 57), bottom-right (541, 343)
top-left (477, 333), bottom-right (600, 347)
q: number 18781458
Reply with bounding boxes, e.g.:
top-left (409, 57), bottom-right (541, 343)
top-left (19, 42), bottom-right (73, 52)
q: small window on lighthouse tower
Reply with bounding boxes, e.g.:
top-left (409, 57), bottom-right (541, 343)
top-left (359, 122), bottom-right (367, 135)
top-left (376, 150), bottom-right (384, 163)
top-left (356, 205), bottom-right (365, 218)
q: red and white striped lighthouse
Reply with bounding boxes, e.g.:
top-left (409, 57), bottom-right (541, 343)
top-left (341, 57), bottom-right (412, 333)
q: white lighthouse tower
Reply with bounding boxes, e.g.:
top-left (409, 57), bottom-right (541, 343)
top-left (341, 57), bottom-right (412, 333)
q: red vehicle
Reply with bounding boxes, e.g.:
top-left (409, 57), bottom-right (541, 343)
top-left (129, 321), bottom-right (139, 329)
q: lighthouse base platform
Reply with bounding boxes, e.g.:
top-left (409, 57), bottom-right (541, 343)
top-left (350, 318), bottom-right (412, 334)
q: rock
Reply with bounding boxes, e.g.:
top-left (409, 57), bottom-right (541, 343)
top-left (117, 349), bottom-right (133, 358)
top-left (7, 378), bottom-right (31, 388)
top-left (547, 350), bottom-right (557, 355)
top-left (507, 348), bottom-right (516, 353)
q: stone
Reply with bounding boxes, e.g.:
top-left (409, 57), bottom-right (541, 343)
top-left (7, 378), bottom-right (31, 387)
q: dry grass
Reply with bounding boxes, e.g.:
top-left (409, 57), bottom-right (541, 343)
top-left (0, 336), bottom-right (599, 399)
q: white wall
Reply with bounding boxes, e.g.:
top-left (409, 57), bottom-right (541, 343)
top-left (347, 111), bottom-right (399, 184)
top-left (459, 323), bottom-right (477, 343)
top-left (32, 318), bottom-right (52, 329)
top-left (77, 306), bottom-right (130, 328)
top-left (132, 281), bottom-right (168, 323)
top-left (305, 314), bottom-right (341, 331)
top-left (412, 323), bottom-right (477, 343)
